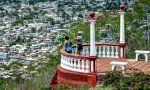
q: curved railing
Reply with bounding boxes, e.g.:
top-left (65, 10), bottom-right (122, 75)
top-left (60, 49), bottom-right (96, 73)
top-left (72, 43), bottom-right (120, 58)
top-left (60, 43), bottom-right (121, 73)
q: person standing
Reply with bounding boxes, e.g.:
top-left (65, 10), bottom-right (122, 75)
top-left (64, 36), bottom-right (72, 53)
top-left (75, 31), bottom-right (83, 55)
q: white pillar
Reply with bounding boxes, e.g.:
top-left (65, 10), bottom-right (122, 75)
top-left (119, 12), bottom-right (125, 43)
top-left (89, 19), bottom-right (96, 56)
top-left (119, 3), bottom-right (126, 58)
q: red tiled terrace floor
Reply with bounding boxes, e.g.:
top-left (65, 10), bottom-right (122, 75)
top-left (97, 58), bottom-right (150, 75)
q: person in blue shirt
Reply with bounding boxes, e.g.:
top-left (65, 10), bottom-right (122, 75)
top-left (64, 36), bottom-right (72, 53)
top-left (74, 31), bottom-right (83, 55)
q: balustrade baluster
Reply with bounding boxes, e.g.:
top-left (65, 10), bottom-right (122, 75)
top-left (81, 59), bottom-right (85, 72)
top-left (96, 46), bottom-right (98, 55)
top-left (63, 56), bottom-right (66, 68)
top-left (72, 48), bottom-right (74, 54)
top-left (86, 46), bottom-right (89, 56)
top-left (74, 48), bottom-right (77, 54)
top-left (70, 58), bottom-right (73, 70)
top-left (115, 46), bottom-right (119, 58)
top-left (82, 47), bottom-right (85, 55)
top-left (77, 59), bottom-right (81, 71)
top-left (111, 46), bottom-right (115, 57)
top-left (98, 46), bottom-right (102, 57)
top-left (63, 55), bottom-right (66, 68)
top-left (85, 60), bottom-right (89, 72)
top-left (67, 57), bottom-right (71, 70)
top-left (107, 46), bottom-right (110, 57)
top-left (73, 58), bottom-right (77, 71)
top-left (103, 46), bottom-right (106, 57)
top-left (67, 57), bottom-right (71, 69)
top-left (65, 57), bottom-right (69, 69)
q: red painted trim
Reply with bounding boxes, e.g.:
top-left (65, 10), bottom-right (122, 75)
top-left (58, 65), bottom-right (96, 76)
top-left (119, 43), bottom-right (126, 58)
top-left (96, 43), bottom-right (120, 46)
top-left (87, 59), bottom-right (96, 73)
top-left (57, 66), bottom-right (96, 87)
top-left (119, 43), bottom-right (126, 47)
top-left (89, 59), bottom-right (95, 73)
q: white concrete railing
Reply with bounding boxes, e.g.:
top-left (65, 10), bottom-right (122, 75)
top-left (72, 43), bottom-right (120, 58)
top-left (60, 43), bottom-right (121, 73)
top-left (60, 49), bottom-right (96, 73)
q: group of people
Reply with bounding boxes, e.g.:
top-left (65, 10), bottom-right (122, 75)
top-left (64, 31), bottom-right (83, 55)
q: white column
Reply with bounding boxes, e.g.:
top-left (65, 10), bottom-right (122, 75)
top-left (90, 20), bottom-right (96, 56)
top-left (119, 12), bottom-right (125, 43)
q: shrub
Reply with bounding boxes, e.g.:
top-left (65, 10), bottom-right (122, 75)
top-left (103, 71), bottom-right (123, 86)
top-left (51, 83), bottom-right (88, 90)
top-left (102, 71), bottom-right (150, 89)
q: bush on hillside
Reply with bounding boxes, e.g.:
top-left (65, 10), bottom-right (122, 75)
top-left (102, 71), bottom-right (150, 89)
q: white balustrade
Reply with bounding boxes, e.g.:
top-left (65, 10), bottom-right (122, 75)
top-left (60, 54), bottom-right (95, 73)
top-left (60, 44), bottom-right (120, 73)
top-left (96, 45), bottom-right (119, 58)
top-left (71, 44), bottom-right (119, 58)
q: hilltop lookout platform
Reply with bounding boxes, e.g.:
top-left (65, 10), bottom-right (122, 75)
top-left (50, 4), bottom-right (150, 88)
